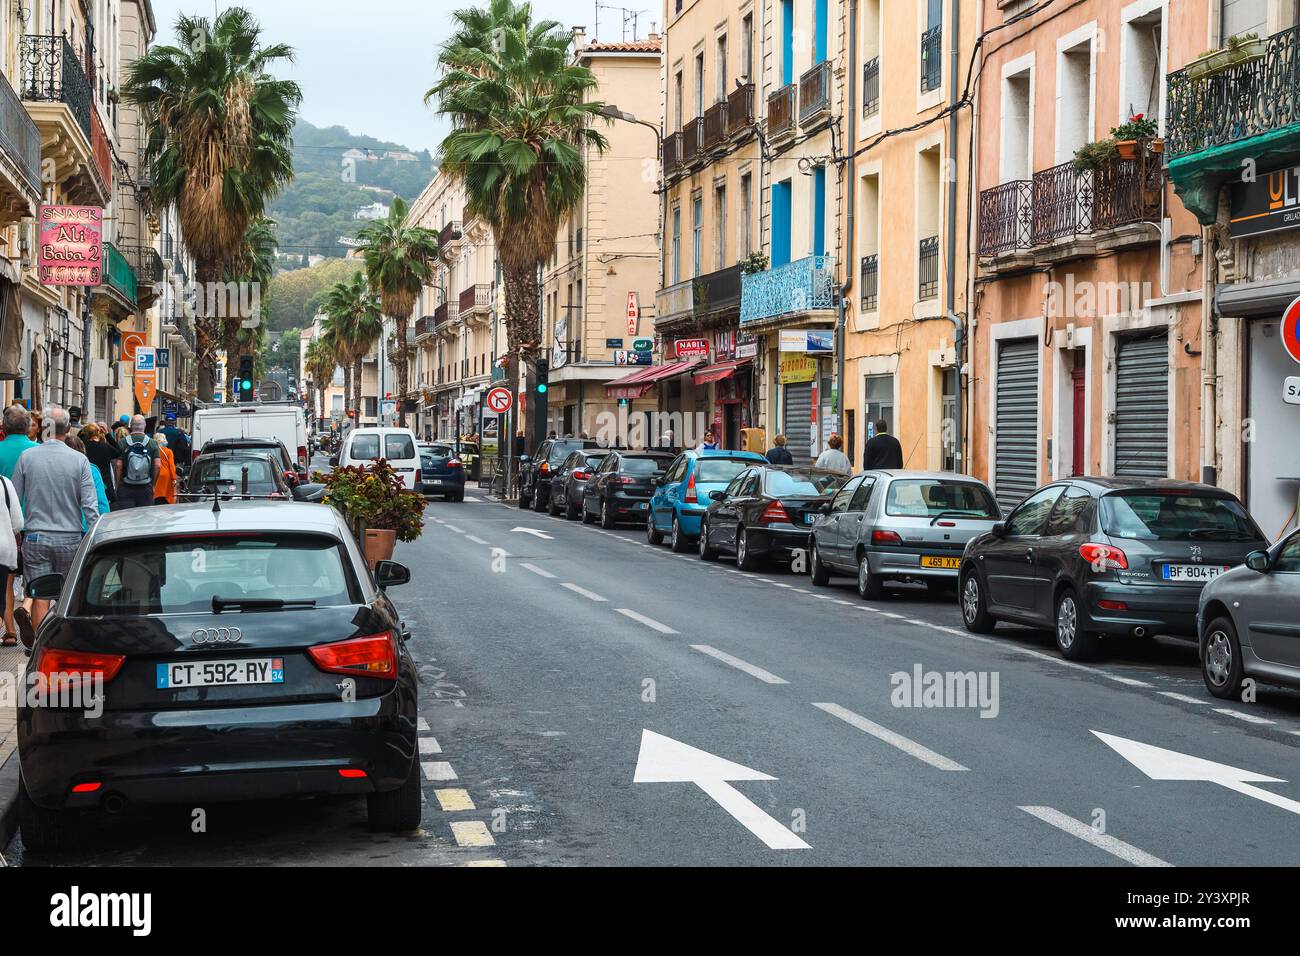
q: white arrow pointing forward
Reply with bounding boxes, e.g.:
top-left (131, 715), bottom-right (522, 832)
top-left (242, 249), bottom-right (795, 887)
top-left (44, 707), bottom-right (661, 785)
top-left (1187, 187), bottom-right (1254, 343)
top-left (633, 729), bottom-right (810, 850)
top-left (510, 527), bottom-right (554, 540)
top-left (1093, 730), bottom-right (1300, 816)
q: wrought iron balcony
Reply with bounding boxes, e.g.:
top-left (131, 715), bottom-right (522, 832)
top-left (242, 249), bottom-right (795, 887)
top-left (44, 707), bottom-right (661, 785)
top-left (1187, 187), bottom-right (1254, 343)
top-left (701, 100), bottom-right (728, 152)
top-left (1166, 24), bottom-right (1300, 160)
top-left (799, 60), bottom-right (832, 125)
top-left (0, 67), bottom-right (41, 196)
top-left (726, 83), bottom-right (755, 137)
top-left (1032, 162), bottom-right (1093, 245)
top-left (918, 236), bottom-right (939, 301)
top-left (19, 35), bottom-right (92, 140)
top-left (862, 56), bottom-right (881, 118)
top-left (438, 221), bottom-right (462, 250)
top-left (433, 300), bottom-right (458, 328)
top-left (767, 84), bottom-right (796, 139)
top-left (663, 130), bottom-right (682, 176)
top-left (859, 254), bottom-right (878, 311)
top-left (100, 242), bottom-right (138, 308)
top-left (118, 244), bottom-right (164, 285)
top-left (740, 255), bottom-right (837, 324)
top-left (680, 117), bottom-right (703, 165)
top-left (921, 26), bottom-right (942, 93)
top-left (416, 315), bottom-right (436, 338)
top-left (458, 282), bottom-right (492, 315)
top-left (690, 264), bottom-right (742, 322)
top-left (977, 180), bottom-right (1033, 256)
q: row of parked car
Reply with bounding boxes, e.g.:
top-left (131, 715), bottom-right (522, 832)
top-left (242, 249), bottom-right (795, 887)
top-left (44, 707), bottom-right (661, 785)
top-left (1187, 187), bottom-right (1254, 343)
top-left (512, 438), bottom-right (1299, 703)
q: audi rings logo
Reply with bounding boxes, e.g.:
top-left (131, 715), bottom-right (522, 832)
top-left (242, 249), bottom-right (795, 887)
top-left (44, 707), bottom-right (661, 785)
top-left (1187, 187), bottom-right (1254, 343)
top-left (191, 626), bottom-right (243, 645)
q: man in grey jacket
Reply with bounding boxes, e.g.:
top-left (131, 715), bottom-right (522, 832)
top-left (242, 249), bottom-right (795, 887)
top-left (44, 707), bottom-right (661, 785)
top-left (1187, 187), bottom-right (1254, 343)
top-left (12, 406), bottom-right (98, 646)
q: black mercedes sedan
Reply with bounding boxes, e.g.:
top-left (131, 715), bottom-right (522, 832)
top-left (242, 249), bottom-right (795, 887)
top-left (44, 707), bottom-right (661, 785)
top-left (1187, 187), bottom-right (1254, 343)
top-left (549, 448), bottom-right (611, 519)
top-left (699, 465), bottom-right (849, 571)
top-left (958, 477), bottom-right (1268, 661)
top-left (582, 450), bottom-right (675, 528)
top-left (16, 501), bottom-right (420, 851)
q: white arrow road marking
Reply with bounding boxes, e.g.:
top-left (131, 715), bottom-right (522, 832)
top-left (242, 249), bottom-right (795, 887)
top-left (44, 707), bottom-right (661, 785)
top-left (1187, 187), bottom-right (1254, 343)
top-left (1018, 806), bottom-right (1172, 867)
top-left (1093, 730), bottom-right (1300, 816)
top-left (690, 645), bottom-right (789, 684)
top-left (511, 527), bottom-right (554, 540)
top-left (813, 702), bottom-right (969, 771)
top-left (633, 730), bottom-right (809, 850)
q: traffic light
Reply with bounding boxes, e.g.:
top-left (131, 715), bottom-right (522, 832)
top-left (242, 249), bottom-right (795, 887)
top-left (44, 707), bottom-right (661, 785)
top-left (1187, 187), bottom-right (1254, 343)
top-left (531, 356), bottom-right (549, 442)
top-left (237, 355), bottom-right (255, 402)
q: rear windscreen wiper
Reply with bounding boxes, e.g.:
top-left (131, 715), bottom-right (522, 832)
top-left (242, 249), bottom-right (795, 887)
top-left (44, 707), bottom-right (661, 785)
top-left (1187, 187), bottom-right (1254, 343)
top-left (212, 596), bottom-right (317, 613)
top-left (930, 510), bottom-right (985, 526)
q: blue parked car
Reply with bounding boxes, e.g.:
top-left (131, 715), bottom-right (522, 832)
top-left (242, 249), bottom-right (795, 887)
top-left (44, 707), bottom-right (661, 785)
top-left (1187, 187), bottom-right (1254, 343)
top-left (417, 442), bottom-right (466, 502)
top-left (646, 449), bottom-right (768, 552)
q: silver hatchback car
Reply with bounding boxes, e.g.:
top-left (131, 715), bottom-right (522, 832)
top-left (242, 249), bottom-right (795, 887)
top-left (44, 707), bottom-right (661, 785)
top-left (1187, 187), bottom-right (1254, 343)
top-left (808, 470), bottom-right (1001, 599)
top-left (1198, 527), bottom-right (1300, 699)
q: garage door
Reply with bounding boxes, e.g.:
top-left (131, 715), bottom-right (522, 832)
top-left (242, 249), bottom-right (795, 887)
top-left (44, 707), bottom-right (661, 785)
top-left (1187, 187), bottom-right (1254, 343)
top-left (994, 339), bottom-right (1039, 512)
top-left (782, 381), bottom-right (814, 465)
top-left (1113, 333), bottom-right (1169, 480)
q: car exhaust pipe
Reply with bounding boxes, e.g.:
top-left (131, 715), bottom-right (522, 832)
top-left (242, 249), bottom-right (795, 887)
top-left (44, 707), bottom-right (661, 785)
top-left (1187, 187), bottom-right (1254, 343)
top-left (102, 792), bottom-right (127, 815)
top-left (1132, 626), bottom-right (1147, 639)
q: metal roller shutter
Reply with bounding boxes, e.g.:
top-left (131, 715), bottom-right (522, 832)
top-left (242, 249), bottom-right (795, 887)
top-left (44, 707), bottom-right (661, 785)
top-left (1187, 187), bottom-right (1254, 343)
top-left (995, 339), bottom-right (1039, 512)
top-left (1113, 334), bottom-right (1169, 480)
top-left (782, 381), bottom-right (814, 465)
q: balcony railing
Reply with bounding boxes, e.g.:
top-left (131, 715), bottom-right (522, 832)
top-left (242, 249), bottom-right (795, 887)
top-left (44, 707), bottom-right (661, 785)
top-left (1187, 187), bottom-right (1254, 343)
top-left (859, 254), bottom-right (878, 311)
top-left (862, 56), bottom-right (881, 118)
top-left (977, 179), bottom-right (1033, 256)
top-left (740, 255), bottom-right (837, 324)
top-left (1032, 161), bottom-right (1092, 245)
top-left (663, 130), bottom-right (682, 176)
top-left (1093, 147), bottom-right (1163, 231)
top-left (415, 315), bottom-right (435, 338)
top-left (680, 117), bottom-right (703, 165)
top-left (433, 301), bottom-right (458, 328)
top-left (656, 277), bottom-right (694, 323)
top-left (118, 244), bottom-right (164, 286)
top-left (0, 68), bottom-right (41, 194)
top-left (458, 282), bottom-right (492, 314)
top-left (89, 106), bottom-right (112, 196)
top-left (438, 221), bottom-right (462, 249)
top-left (701, 100), bottom-right (727, 151)
top-left (921, 26), bottom-right (942, 93)
top-left (799, 60), bottom-right (832, 125)
top-left (1166, 24), bottom-right (1300, 159)
top-left (19, 35), bottom-right (92, 140)
top-left (726, 83), bottom-right (755, 136)
top-left (692, 264), bottom-right (743, 320)
top-left (918, 236), bottom-right (939, 300)
top-left (767, 84), bottom-right (796, 138)
top-left (101, 242), bottom-right (138, 307)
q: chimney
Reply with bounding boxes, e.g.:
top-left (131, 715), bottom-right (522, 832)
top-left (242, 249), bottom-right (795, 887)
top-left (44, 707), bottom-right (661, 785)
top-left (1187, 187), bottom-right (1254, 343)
top-left (571, 25), bottom-right (587, 48)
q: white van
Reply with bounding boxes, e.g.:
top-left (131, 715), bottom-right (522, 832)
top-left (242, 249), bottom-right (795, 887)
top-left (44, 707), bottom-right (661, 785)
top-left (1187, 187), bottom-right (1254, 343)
top-left (338, 426), bottom-right (421, 490)
top-left (192, 403), bottom-right (309, 475)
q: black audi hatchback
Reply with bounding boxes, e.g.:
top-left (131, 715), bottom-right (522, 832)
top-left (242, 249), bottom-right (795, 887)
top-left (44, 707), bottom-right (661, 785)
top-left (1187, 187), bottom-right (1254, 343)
top-left (958, 477), bottom-right (1267, 661)
top-left (16, 501), bottom-right (420, 851)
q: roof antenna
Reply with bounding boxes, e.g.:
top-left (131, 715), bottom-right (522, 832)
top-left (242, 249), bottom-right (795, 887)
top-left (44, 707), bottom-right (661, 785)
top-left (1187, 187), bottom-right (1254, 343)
top-left (211, 485), bottom-right (221, 513)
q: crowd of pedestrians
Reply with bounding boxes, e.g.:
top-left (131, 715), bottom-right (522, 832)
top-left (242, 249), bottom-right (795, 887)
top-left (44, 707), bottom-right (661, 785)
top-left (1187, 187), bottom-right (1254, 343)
top-left (0, 403), bottom-right (190, 650)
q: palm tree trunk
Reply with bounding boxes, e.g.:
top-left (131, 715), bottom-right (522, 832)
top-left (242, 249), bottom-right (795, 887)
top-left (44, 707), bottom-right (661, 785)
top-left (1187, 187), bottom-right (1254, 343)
top-left (501, 262), bottom-right (541, 453)
top-left (343, 363), bottom-right (353, 422)
top-left (222, 321), bottom-right (241, 404)
top-left (194, 258), bottom-right (220, 403)
top-left (393, 317), bottom-right (410, 427)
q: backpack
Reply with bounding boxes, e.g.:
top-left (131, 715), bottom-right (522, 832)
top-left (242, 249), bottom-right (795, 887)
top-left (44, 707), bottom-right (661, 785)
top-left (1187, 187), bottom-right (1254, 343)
top-left (123, 436), bottom-right (153, 485)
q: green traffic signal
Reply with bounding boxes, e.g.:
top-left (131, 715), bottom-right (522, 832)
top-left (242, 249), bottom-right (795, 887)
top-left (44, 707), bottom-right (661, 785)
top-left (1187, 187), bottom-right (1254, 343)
top-left (536, 383), bottom-right (548, 394)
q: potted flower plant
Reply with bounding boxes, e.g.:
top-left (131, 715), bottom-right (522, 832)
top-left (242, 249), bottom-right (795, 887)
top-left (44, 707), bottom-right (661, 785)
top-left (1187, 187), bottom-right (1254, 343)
top-left (1073, 138), bottom-right (1119, 172)
top-left (1186, 32), bottom-right (1266, 81)
top-left (1110, 113), bottom-right (1160, 160)
top-left (320, 459), bottom-right (425, 566)
top-left (739, 251), bottom-right (770, 275)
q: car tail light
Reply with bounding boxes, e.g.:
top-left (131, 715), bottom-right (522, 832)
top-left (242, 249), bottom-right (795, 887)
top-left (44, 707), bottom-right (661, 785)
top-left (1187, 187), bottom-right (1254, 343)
top-left (298, 445), bottom-right (308, 468)
top-left (758, 501), bottom-right (791, 524)
top-left (1097, 599), bottom-right (1128, 611)
top-left (684, 472), bottom-right (698, 503)
top-left (447, 459), bottom-right (463, 468)
top-left (338, 768), bottom-right (368, 779)
top-left (617, 475), bottom-right (638, 484)
top-left (308, 632), bottom-right (398, 680)
top-left (1080, 542), bottom-right (1128, 571)
top-left (872, 529), bottom-right (902, 545)
top-left (35, 648), bottom-right (126, 693)
top-left (539, 462), bottom-right (550, 475)
top-left (71, 782), bottom-right (102, 794)
top-left (573, 470), bottom-right (591, 481)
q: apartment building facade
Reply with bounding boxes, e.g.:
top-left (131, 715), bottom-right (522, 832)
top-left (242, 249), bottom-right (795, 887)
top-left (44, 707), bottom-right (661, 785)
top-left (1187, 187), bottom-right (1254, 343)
top-left (972, 0), bottom-right (1207, 512)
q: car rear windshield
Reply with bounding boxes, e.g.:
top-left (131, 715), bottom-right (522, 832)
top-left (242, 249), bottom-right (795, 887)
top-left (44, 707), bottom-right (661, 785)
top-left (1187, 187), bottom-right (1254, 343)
top-left (621, 456), bottom-right (669, 476)
top-left (350, 434), bottom-right (380, 460)
top-left (548, 442), bottom-right (585, 464)
top-left (193, 457), bottom-right (276, 487)
top-left (765, 470), bottom-right (848, 497)
top-left (1101, 492), bottom-right (1261, 542)
top-left (696, 458), bottom-right (754, 484)
top-left (71, 535), bottom-right (361, 617)
top-left (385, 435), bottom-right (415, 460)
top-left (885, 480), bottom-right (999, 519)
top-left (426, 445), bottom-right (454, 458)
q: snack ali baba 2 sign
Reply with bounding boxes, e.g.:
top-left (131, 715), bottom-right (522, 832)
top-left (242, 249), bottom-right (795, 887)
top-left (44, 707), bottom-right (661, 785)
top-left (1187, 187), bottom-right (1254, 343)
top-left (38, 204), bottom-right (103, 287)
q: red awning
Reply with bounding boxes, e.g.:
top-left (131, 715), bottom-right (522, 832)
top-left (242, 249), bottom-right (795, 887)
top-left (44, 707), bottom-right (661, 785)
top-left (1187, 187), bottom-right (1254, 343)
top-left (692, 358), bottom-right (751, 386)
top-left (605, 359), bottom-right (700, 399)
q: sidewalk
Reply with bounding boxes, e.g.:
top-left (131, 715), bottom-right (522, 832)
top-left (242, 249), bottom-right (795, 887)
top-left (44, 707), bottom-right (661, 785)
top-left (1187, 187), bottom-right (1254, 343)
top-left (0, 641), bottom-right (23, 850)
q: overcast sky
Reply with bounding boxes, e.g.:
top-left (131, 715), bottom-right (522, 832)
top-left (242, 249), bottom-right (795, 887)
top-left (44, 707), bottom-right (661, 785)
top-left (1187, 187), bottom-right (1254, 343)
top-left (148, 0), bottom-right (657, 153)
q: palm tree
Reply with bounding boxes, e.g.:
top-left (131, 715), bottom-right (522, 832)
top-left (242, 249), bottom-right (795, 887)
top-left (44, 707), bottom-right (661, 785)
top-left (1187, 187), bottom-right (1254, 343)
top-left (428, 0), bottom-right (607, 445)
top-left (125, 7), bottom-right (301, 402)
top-left (304, 338), bottom-right (338, 426)
top-left (322, 271), bottom-right (383, 418)
top-left (354, 198), bottom-right (438, 420)
top-left (318, 316), bottom-right (353, 423)
top-left (224, 217), bottom-right (278, 402)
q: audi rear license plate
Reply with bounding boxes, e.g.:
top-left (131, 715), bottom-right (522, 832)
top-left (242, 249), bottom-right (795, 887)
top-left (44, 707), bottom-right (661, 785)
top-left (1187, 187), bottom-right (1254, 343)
top-left (1161, 564), bottom-right (1231, 582)
top-left (920, 556), bottom-right (962, 570)
top-left (156, 659), bottom-right (285, 689)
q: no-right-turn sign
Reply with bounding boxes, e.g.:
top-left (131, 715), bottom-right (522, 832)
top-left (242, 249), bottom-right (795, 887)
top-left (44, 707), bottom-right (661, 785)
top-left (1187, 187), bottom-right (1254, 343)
top-left (486, 386), bottom-right (513, 415)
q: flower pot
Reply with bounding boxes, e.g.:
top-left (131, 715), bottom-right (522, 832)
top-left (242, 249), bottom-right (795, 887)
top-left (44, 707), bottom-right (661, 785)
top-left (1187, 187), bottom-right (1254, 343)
top-left (1115, 139), bottom-right (1139, 160)
top-left (363, 528), bottom-right (397, 568)
top-left (1147, 138), bottom-right (1165, 155)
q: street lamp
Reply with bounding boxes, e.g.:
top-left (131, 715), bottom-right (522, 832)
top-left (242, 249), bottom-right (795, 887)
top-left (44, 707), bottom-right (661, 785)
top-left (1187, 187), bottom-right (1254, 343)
top-left (599, 104), bottom-right (666, 288)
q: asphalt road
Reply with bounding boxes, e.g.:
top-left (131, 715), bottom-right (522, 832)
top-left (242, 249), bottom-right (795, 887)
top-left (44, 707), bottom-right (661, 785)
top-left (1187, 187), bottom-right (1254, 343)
top-left (10, 475), bottom-right (1300, 867)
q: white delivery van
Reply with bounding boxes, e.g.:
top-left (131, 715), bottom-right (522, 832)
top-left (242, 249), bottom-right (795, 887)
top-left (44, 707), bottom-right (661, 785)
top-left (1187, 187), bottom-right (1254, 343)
top-left (192, 403), bottom-right (310, 476)
top-left (337, 426), bottom-right (421, 490)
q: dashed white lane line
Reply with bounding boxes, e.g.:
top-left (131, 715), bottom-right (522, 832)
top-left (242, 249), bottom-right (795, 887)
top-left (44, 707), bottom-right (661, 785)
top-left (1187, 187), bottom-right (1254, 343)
top-left (615, 608), bottom-right (679, 634)
top-left (1018, 806), bottom-right (1172, 867)
top-left (434, 788), bottom-right (476, 811)
top-left (520, 562), bottom-right (556, 579)
top-left (417, 717), bottom-right (430, 732)
top-left (690, 644), bottom-right (789, 684)
top-left (421, 761), bottom-right (459, 781)
top-left (419, 736), bottom-right (443, 755)
top-left (451, 820), bottom-right (496, 847)
top-left (444, 524), bottom-right (466, 534)
top-left (812, 702), bottom-right (969, 772)
top-left (1213, 707), bottom-right (1276, 726)
top-left (1159, 691), bottom-right (1210, 705)
top-left (561, 582), bottom-right (608, 602)
top-left (465, 535), bottom-right (489, 546)
top-left (464, 859), bottom-right (507, 867)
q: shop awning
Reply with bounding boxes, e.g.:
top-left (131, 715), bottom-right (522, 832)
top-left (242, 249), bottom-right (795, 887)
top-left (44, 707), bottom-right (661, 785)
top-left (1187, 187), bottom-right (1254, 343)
top-left (692, 358), bottom-right (751, 386)
top-left (605, 359), bottom-right (699, 399)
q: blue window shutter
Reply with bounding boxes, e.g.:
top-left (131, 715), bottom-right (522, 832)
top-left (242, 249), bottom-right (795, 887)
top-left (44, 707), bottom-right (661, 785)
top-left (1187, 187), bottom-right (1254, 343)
top-left (782, 0), bottom-right (794, 86)
top-left (772, 180), bottom-right (792, 268)
top-left (815, 0), bottom-right (828, 63)
top-left (812, 167), bottom-right (826, 258)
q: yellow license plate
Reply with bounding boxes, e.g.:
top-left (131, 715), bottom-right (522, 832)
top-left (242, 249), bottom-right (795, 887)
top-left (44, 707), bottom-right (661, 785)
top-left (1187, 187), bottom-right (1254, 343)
top-left (920, 556), bottom-right (961, 569)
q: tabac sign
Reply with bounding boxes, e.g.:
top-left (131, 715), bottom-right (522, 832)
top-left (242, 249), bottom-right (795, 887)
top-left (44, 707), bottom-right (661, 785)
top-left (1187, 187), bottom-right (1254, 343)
top-left (38, 205), bottom-right (103, 286)
top-left (1230, 165), bottom-right (1300, 239)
